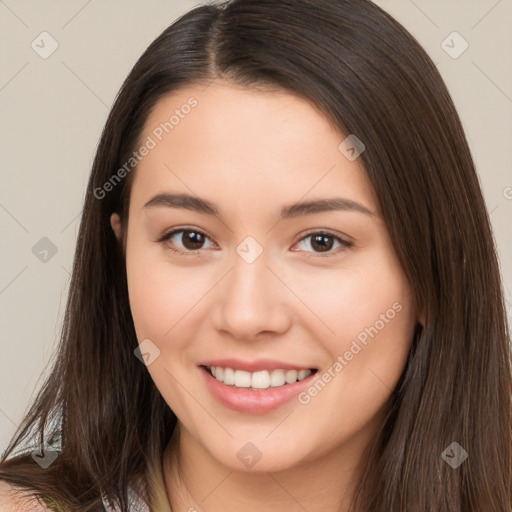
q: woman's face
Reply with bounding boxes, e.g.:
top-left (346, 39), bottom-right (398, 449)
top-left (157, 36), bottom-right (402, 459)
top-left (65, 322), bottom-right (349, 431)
top-left (112, 81), bottom-right (418, 472)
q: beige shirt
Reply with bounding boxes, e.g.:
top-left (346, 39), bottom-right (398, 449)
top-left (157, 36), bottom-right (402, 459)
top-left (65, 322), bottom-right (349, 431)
top-left (150, 458), bottom-right (173, 512)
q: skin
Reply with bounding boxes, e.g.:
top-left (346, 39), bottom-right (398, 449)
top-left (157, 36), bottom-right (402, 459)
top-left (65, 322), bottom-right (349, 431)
top-left (110, 81), bottom-right (420, 511)
top-left (0, 481), bottom-right (51, 512)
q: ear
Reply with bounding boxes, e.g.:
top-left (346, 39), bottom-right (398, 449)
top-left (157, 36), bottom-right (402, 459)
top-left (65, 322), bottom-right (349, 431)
top-left (110, 213), bottom-right (122, 241)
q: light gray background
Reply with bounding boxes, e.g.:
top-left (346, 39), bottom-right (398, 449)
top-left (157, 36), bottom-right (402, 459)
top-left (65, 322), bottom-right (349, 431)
top-left (1, 0), bottom-right (511, 451)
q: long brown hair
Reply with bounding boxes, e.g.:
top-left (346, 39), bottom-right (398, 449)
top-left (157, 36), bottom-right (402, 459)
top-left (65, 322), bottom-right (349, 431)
top-left (1, 0), bottom-right (510, 510)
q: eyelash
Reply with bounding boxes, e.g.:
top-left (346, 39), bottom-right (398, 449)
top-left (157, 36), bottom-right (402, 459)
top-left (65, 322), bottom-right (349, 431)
top-left (156, 227), bottom-right (353, 258)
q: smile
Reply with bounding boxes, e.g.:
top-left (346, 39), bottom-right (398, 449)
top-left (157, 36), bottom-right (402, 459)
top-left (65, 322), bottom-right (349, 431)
top-left (205, 365), bottom-right (315, 390)
top-left (199, 363), bottom-right (319, 414)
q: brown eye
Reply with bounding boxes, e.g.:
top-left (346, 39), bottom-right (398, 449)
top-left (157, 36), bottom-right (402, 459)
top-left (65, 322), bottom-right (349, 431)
top-left (180, 230), bottom-right (206, 250)
top-left (158, 228), bottom-right (215, 255)
top-left (294, 231), bottom-right (352, 257)
top-left (310, 234), bottom-right (335, 252)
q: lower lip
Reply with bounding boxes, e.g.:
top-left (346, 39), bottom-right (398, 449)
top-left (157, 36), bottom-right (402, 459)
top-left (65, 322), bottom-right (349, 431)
top-left (200, 366), bottom-right (317, 414)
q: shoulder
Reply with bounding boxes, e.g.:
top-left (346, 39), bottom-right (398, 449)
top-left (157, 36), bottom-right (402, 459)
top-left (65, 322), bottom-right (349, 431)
top-left (0, 480), bottom-right (51, 512)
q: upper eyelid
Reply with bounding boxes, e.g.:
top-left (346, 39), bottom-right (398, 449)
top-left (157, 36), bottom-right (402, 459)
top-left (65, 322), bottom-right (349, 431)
top-left (158, 227), bottom-right (213, 244)
top-left (159, 227), bottom-right (351, 251)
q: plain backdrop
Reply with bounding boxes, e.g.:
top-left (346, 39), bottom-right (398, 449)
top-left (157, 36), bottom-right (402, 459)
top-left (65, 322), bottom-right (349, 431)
top-left (1, 0), bottom-right (511, 451)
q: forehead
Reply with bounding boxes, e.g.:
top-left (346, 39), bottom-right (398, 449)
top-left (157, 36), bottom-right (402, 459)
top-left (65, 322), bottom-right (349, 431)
top-left (129, 81), bottom-right (378, 216)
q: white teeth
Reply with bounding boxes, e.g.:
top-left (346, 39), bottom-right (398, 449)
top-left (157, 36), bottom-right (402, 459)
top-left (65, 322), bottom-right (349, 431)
top-left (223, 367), bottom-right (235, 385)
top-left (208, 366), bottom-right (313, 389)
top-left (251, 371), bottom-right (270, 389)
top-left (270, 369), bottom-right (285, 387)
top-left (285, 369), bottom-right (298, 384)
top-left (234, 370), bottom-right (251, 388)
top-left (297, 369), bottom-right (311, 381)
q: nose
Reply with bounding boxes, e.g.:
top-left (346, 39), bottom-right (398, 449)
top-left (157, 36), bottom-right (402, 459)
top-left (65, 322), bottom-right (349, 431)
top-left (212, 251), bottom-right (292, 341)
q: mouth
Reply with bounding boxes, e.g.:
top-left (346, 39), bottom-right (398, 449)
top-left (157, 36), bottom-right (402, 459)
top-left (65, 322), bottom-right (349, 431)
top-left (201, 365), bottom-right (318, 391)
top-left (198, 358), bottom-right (319, 413)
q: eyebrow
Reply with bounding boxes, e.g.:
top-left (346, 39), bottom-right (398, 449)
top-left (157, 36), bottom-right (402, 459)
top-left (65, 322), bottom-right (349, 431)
top-left (143, 193), bottom-right (375, 219)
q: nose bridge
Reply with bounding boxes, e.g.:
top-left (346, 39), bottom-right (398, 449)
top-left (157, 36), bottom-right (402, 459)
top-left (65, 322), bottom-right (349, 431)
top-left (213, 241), bottom-right (290, 339)
top-left (232, 247), bottom-right (270, 302)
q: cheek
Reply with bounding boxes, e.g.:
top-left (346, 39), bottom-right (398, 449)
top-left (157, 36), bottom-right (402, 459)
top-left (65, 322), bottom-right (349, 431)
top-left (295, 251), bottom-right (415, 425)
top-left (125, 246), bottom-right (210, 410)
top-left (298, 253), bottom-right (413, 347)
top-left (125, 241), bottom-right (204, 344)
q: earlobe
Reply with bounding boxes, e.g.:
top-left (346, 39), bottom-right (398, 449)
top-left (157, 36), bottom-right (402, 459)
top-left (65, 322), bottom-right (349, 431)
top-left (110, 213), bottom-right (122, 241)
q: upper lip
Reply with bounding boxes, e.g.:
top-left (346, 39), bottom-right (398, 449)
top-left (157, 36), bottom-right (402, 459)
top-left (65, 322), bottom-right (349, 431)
top-left (200, 358), bottom-right (316, 373)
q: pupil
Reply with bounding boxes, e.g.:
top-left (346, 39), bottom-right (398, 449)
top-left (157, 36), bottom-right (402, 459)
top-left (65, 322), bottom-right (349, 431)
top-left (312, 234), bottom-right (333, 252)
top-left (184, 231), bottom-right (204, 250)
top-left (180, 232), bottom-right (334, 252)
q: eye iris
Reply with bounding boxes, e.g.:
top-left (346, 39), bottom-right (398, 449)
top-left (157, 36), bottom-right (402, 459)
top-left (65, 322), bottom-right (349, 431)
top-left (182, 230), bottom-right (204, 250)
top-left (311, 234), bottom-right (333, 252)
top-left (173, 232), bottom-right (339, 253)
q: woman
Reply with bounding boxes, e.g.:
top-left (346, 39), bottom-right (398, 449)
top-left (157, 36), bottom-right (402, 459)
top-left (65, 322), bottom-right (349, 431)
top-left (1, 0), bottom-right (510, 510)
